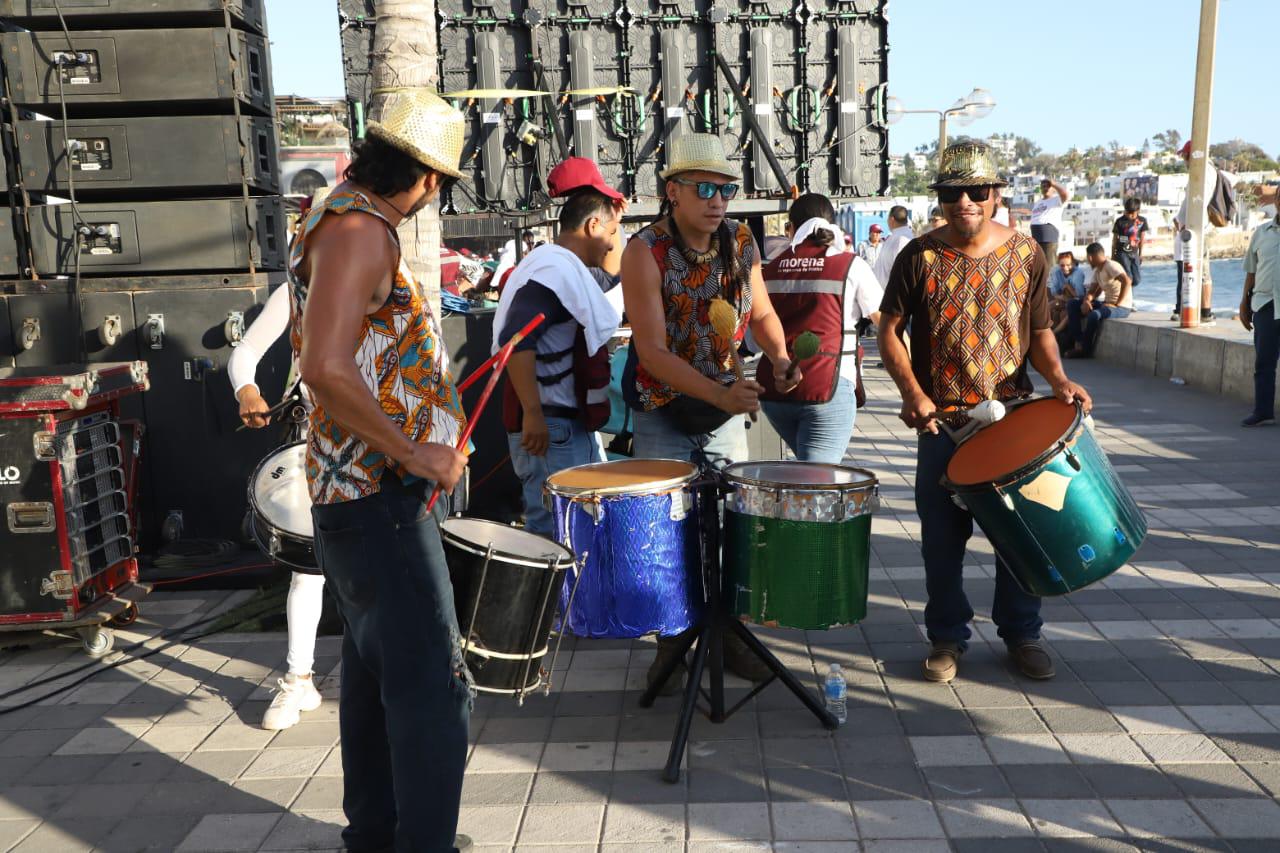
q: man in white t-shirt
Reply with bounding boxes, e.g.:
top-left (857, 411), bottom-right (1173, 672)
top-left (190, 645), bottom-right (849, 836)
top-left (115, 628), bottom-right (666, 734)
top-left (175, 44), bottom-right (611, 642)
top-left (873, 204), bottom-right (915, 287)
top-left (1030, 177), bottom-right (1070, 266)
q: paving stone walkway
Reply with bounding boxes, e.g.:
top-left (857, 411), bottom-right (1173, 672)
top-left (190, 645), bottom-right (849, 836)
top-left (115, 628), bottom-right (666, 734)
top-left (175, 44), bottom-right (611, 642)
top-left (4, 355), bottom-right (1280, 852)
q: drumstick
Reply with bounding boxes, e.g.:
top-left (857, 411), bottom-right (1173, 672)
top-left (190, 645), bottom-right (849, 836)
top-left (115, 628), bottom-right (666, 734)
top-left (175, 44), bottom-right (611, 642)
top-left (424, 313), bottom-right (546, 513)
top-left (708, 298), bottom-right (757, 423)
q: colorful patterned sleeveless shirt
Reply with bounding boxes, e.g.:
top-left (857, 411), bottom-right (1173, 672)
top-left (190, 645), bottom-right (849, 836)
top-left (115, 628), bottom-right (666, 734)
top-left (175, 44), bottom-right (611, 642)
top-left (287, 187), bottom-right (467, 504)
top-left (632, 219), bottom-right (755, 411)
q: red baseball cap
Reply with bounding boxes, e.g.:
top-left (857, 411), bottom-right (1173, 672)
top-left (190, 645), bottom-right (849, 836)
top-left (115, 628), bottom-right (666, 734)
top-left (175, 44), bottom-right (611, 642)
top-left (869, 224), bottom-right (883, 233)
top-left (547, 157), bottom-right (623, 200)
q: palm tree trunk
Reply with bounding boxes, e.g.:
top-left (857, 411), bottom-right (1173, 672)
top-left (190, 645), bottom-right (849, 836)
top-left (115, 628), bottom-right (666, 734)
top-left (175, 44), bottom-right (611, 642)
top-left (370, 0), bottom-right (441, 317)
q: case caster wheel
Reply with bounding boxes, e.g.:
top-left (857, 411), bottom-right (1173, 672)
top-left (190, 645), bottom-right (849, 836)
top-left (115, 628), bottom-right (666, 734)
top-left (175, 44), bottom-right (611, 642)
top-left (79, 626), bottom-right (114, 658)
top-left (107, 603), bottom-right (139, 628)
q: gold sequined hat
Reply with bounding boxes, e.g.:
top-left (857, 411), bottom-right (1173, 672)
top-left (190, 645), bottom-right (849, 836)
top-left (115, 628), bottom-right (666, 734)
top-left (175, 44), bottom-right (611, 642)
top-left (365, 89), bottom-right (467, 180)
top-left (660, 133), bottom-right (741, 181)
top-left (929, 142), bottom-right (1007, 189)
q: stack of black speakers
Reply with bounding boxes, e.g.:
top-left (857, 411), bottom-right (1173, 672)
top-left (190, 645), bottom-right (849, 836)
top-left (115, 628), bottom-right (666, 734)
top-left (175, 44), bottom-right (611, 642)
top-left (1, 0), bottom-right (291, 548)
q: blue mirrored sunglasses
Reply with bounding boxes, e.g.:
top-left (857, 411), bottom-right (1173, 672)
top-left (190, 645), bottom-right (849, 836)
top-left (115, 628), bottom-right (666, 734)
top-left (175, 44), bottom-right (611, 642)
top-left (671, 177), bottom-right (739, 200)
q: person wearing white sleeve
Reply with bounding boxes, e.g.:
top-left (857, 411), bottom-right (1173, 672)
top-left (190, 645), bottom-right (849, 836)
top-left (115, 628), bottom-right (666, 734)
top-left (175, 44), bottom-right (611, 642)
top-left (873, 204), bottom-right (914, 288)
top-left (228, 284), bottom-right (325, 731)
top-left (758, 193), bottom-right (882, 464)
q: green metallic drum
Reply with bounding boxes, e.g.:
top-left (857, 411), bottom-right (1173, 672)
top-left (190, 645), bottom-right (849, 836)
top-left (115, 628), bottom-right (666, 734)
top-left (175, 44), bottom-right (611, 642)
top-left (944, 400), bottom-right (1147, 597)
top-left (721, 462), bottom-right (878, 630)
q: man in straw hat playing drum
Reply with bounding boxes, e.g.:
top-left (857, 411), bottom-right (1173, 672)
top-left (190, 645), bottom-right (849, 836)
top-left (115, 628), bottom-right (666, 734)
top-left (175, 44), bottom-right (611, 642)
top-left (291, 89), bottom-right (473, 852)
top-left (878, 142), bottom-right (1091, 686)
top-left (622, 133), bottom-right (799, 692)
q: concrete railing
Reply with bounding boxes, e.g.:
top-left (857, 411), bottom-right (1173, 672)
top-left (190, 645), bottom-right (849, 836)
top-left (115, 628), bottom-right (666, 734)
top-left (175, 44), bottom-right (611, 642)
top-left (1093, 312), bottom-right (1261, 403)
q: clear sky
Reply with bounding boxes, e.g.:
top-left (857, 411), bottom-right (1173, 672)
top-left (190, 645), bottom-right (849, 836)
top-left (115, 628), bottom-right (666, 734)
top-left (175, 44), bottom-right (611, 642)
top-left (266, 0), bottom-right (1278, 157)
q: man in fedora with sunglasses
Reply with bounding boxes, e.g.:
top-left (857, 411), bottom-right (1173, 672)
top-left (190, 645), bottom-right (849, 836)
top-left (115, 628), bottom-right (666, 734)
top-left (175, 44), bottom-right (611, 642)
top-left (622, 133), bottom-right (797, 693)
top-left (878, 142), bottom-right (1091, 685)
top-left (292, 88), bottom-right (473, 852)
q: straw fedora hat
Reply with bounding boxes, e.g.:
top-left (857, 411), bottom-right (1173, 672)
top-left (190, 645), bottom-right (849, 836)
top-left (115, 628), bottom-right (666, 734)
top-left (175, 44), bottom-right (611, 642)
top-left (660, 133), bottom-right (740, 181)
top-left (929, 142), bottom-right (1007, 189)
top-left (365, 88), bottom-right (467, 180)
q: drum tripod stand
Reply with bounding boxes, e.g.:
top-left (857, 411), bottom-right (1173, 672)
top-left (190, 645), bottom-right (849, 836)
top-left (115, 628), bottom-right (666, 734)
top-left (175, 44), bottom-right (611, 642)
top-left (639, 477), bottom-right (837, 783)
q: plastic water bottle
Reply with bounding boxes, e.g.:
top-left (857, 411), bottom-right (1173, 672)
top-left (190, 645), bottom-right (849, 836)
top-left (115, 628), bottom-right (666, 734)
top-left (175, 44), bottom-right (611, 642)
top-left (823, 663), bottom-right (847, 725)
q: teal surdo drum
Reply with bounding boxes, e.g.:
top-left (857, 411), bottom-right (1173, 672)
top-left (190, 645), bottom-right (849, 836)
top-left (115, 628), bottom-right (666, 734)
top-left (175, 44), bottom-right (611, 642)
top-left (722, 462), bottom-right (878, 630)
top-left (942, 397), bottom-right (1147, 597)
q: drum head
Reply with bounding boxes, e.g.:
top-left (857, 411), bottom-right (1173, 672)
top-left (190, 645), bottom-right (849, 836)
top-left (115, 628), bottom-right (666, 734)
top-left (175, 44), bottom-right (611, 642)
top-left (442, 518), bottom-right (571, 566)
top-left (947, 398), bottom-right (1079, 486)
top-left (546, 458), bottom-right (697, 496)
top-left (725, 461), bottom-right (877, 489)
top-left (250, 443), bottom-right (313, 539)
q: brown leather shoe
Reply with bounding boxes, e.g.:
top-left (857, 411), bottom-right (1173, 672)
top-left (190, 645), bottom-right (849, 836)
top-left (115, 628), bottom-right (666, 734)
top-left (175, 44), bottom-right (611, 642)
top-left (923, 642), bottom-right (961, 683)
top-left (1009, 641), bottom-right (1055, 679)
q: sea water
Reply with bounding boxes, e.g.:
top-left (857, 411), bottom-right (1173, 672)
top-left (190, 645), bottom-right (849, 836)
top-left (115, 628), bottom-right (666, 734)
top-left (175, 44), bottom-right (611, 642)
top-left (1127, 257), bottom-right (1245, 315)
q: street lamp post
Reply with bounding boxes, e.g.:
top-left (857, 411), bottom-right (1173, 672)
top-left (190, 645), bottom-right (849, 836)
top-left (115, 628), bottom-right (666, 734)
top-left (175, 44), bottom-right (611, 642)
top-left (885, 88), bottom-right (997, 157)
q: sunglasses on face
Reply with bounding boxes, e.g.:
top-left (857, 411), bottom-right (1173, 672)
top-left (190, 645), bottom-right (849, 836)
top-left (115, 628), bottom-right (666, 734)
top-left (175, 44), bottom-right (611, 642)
top-left (671, 177), bottom-right (739, 201)
top-left (937, 186), bottom-right (993, 204)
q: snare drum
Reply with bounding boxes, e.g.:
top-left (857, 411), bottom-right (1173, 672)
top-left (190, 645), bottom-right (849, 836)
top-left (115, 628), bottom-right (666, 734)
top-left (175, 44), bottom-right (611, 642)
top-left (943, 398), bottom-right (1146, 596)
top-left (442, 519), bottom-right (572, 696)
top-left (248, 442), bottom-right (318, 573)
top-left (545, 459), bottom-right (703, 639)
top-left (722, 462), bottom-right (878, 630)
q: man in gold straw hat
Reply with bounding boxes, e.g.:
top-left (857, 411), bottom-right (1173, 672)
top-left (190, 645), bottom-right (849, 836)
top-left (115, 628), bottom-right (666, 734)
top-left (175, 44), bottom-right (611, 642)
top-left (878, 142), bottom-right (1091, 687)
top-left (621, 132), bottom-right (799, 693)
top-left (291, 88), bottom-right (473, 852)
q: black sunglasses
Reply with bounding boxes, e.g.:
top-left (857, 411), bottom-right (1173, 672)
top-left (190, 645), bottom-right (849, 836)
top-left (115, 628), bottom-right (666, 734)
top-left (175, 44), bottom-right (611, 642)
top-left (936, 185), bottom-right (993, 204)
top-left (671, 177), bottom-right (739, 201)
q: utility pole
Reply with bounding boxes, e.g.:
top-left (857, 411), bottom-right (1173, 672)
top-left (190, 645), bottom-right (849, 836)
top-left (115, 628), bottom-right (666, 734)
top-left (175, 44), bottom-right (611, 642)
top-left (370, 0), bottom-right (442, 317)
top-left (1180, 0), bottom-right (1219, 328)
top-left (938, 115), bottom-right (947, 159)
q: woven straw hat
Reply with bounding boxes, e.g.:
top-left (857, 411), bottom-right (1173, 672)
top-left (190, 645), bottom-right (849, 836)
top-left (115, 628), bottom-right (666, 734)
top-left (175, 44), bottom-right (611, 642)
top-left (929, 142), bottom-right (1007, 189)
top-left (660, 133), bottom-right (740, 181)
top-left (365, 89), bottom-right (467, 180)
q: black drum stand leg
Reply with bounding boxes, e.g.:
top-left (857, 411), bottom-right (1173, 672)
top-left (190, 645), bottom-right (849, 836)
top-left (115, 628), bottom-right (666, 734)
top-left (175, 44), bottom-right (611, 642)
top-left (661, 622), bottom-right (711, 783)
top-left (729, 619), bottom-right (837, 730)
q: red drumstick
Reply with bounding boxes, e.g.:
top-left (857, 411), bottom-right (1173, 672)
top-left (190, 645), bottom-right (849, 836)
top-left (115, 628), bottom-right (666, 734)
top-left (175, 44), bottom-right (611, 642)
top-left (425, 312), bottom-right (546, 512)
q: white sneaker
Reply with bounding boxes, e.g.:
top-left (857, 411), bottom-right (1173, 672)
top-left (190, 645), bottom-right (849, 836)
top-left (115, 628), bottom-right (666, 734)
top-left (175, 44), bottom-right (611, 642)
top-left (261, 672), bottom-right (322, 730)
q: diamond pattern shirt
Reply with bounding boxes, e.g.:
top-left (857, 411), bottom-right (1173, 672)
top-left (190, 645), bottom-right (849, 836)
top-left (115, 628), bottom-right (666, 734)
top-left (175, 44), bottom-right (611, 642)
top-left (881, 231), bottom-right (1050, 410)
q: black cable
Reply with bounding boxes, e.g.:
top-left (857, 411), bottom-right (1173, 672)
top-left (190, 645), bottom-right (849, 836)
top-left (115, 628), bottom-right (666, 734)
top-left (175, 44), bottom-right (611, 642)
top-left (0, 595), bottom-right (289, 713)
top-left (51, 0), bottom-right (90, 362)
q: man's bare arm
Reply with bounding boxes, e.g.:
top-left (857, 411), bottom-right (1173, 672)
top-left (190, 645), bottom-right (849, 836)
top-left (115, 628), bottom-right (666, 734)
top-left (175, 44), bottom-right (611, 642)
top-left (299, 215), bottom-right (466, 487)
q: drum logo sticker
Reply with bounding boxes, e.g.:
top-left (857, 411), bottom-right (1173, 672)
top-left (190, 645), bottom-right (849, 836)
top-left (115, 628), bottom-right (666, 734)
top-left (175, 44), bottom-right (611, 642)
top-left (1017, 470), bottom-right (1073, 512)
top-left (0, 465), bottom-right (20, 485)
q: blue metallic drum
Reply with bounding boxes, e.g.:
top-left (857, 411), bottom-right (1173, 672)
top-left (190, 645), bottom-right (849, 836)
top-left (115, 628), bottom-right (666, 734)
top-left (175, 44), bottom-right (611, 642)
top-left (546, 459), bottom-right (703, 638)
top-left (943, 398), bottom-right (1147, 597)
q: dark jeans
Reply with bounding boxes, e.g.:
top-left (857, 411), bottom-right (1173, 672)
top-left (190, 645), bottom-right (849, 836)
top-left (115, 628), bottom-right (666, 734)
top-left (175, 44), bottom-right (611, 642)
top-left (916, 431), bottom-right (1042, 650)
top-left (1254, 301), bottom-right (1280, 418)
top-left (1065, 298), bottom-right (1113, 356)
top-left (1114, 251), bottom-right (1142, 288)
top-left (313, 474), bottom-right (470, 853)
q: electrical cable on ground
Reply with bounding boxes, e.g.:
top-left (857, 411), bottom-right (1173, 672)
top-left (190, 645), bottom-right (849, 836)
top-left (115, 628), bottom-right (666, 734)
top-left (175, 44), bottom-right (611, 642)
top-left (0, 593), bottom-right (292, 714)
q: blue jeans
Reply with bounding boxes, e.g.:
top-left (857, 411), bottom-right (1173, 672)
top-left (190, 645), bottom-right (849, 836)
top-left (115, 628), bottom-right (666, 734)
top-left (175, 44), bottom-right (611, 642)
top-left (761, 377), bottom-right (858, 464)
top-left (508, 416), bottom-right (597, 536)
top-left (632, 406), bottom-right (748, 471)
top-left (1254, 301), bottom-right (1280, 419)
top-left (1114, 251), bottom-right (1142, 288)
top-left (1066, 300), bottom-right (1129, 355)
top-left (312, 475), bottom-right (470, 853)
top-left (916, 431), bottom-right (1042, 650)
